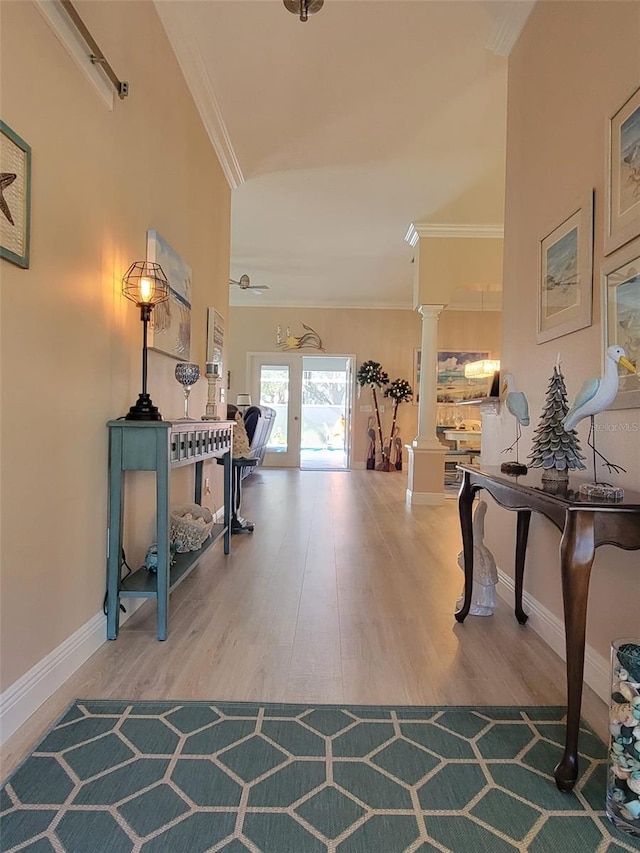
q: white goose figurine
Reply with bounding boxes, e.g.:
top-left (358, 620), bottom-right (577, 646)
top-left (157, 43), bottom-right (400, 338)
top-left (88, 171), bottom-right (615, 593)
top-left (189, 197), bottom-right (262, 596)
top-left (563, 345), bottom-right (635, 431)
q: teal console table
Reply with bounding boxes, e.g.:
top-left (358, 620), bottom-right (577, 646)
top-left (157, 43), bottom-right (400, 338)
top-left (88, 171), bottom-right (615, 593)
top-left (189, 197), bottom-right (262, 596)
top-left (106, 420), bottom-right (234, 641)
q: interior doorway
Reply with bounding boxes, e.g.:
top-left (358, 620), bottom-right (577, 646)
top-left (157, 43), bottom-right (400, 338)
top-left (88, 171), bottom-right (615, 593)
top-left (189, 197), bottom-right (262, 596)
top-left (249, 353), bottom-right (354, 471)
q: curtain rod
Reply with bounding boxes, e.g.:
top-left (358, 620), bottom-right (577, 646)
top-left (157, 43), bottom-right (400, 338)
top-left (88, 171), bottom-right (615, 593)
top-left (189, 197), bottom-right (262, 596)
top-left (60, 0), bottom-right (129, 99)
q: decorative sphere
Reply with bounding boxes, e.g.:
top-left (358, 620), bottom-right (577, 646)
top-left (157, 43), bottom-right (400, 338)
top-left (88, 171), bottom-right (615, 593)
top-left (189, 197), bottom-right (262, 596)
top-left (175, 362), bottom-right (200, 387)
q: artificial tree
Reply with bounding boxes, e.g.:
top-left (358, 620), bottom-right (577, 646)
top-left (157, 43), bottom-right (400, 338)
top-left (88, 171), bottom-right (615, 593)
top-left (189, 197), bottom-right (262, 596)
top-left (357, 360), bottom-right (389, 470)
top-left (384, 378), bottom-right (413, 471)
top-left (528, 364), bottom-right (586, 481)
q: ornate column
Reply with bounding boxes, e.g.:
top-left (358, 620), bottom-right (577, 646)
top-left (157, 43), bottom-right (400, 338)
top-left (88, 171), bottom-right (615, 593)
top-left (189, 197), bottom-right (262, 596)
top-left (405, 303), bottom-right (447, 505)
top-left (414, 304), bottom-right (446, 449)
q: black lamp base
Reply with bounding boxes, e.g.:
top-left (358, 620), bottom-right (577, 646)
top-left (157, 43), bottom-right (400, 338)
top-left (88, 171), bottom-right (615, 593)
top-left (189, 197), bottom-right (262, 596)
top-left (125, 393), bottom-right (163, 421)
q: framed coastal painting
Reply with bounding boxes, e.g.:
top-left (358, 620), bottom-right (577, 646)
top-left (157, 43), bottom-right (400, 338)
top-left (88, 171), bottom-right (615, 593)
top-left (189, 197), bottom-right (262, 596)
top-left (0, 121), bottom-right (31, 269)
top-left (605, 86), bottom-right (640, 256)
top-left (537, 191), bottom-right (593, 344)
top-left (602, 237), bottom-right (640, 409)
top-left (436, 351), bottom-right (490, 403)
top-left (146, 230), bottom-right (192, 360)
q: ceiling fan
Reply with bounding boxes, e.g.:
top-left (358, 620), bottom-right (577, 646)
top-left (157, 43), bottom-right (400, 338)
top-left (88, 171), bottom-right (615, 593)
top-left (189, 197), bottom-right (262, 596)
top-left (229, 274), bottom-right (269, 293)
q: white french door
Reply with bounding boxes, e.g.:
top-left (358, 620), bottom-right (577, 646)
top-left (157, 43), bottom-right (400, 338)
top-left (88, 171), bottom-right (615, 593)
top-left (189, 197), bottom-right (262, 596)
top-left (248, 353), bottom-right (355, 470)
top-left (249, 354), bottom-right (302, 467)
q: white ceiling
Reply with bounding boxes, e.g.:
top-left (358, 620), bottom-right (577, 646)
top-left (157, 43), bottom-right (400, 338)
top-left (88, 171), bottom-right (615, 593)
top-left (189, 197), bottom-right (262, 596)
top-left (156, 0), bottom-right (535, 309)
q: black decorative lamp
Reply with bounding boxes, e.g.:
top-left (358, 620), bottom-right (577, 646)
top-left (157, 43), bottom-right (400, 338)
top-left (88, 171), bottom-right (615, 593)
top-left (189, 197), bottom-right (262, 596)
top-left (283, 0), bottom-right (323, 22)
top-left (122, 261), bottom-right (169, 420)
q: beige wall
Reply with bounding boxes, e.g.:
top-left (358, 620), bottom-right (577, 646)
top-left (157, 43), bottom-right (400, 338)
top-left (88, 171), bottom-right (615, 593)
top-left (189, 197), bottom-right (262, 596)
top-left (0, 1), bottom-right (231, 691)
top-left (494, 1), bottom-right (640, 660)
top-left (415, 238), bottom-right (503, 307)
top-left (228, 306), bottom-right (501, 466)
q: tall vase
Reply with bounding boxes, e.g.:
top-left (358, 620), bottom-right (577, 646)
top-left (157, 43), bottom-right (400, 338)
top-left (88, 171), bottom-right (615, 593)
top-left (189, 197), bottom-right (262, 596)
top-left (606, 638), bottom-right (640, 838)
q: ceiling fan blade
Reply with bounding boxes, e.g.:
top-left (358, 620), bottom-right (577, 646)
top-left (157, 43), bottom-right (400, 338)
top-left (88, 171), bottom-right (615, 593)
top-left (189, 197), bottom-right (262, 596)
top-left (229, 274), bottom-right (269, 291)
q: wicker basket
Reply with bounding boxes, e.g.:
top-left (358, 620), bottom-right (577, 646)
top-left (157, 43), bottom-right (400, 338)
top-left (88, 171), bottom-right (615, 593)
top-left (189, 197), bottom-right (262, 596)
top-left (170, 504), bottom-right (214, 552)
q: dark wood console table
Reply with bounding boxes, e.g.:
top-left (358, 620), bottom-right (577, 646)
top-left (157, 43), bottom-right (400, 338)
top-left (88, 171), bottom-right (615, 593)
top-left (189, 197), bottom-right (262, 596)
top-left (456, 464), bottom-right (640, 791)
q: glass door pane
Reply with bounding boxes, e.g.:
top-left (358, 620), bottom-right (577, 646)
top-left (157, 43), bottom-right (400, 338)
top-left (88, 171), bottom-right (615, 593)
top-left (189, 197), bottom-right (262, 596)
top-left (259, 365), bottom-right (289, 452)
top-left (250, 354), bottom-right (301, 468)
top-left (300, 356), bottom-right (351, 470)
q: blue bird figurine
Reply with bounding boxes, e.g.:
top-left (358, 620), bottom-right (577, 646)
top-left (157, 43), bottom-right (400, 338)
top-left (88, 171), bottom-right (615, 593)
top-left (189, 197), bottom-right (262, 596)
top-left (501, 373), bottom-right (530, 468)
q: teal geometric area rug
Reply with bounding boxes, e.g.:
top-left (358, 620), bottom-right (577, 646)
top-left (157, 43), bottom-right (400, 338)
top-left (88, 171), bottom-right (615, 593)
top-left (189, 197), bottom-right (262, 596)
top-left (2, 701), bottom-right (640, 853)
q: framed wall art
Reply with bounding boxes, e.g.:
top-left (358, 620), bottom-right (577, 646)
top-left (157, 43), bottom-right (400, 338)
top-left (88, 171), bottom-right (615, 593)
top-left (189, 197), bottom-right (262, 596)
top-left (436, 350), bottom-right (490, 403)
top-left (602, 237), bottom-right (640, 410)
top-left (206, 308), bottom-right (225, 372)
top-left (537, 191), bottom-right (593, 344)
top-left (413, 348), bottom-right (421, 404)
top-left (605, 86), bottom-right (640, 256)
top-left (146, 230), bottom-right (192, 360)
top-left (0, 121), bottom-right (31, 269)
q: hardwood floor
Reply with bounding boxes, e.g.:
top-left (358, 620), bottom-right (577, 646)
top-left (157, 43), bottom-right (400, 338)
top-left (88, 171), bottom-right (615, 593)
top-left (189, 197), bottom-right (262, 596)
top-left (1, 469), bottom-right (606, 778)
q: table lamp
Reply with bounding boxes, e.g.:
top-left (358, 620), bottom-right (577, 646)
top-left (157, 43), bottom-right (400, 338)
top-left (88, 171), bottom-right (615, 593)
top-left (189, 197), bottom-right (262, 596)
top-left (122, 261), bottom-right (169, 420)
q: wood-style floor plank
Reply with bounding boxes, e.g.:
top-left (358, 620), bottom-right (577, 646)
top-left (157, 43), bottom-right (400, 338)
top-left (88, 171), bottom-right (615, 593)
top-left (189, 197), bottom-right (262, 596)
top-left (1, 469), bottom-right (606, 779)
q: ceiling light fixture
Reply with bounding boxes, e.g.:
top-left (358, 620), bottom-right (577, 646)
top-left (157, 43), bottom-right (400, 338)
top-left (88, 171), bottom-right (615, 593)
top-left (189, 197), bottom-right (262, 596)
top-left (283, 0), bottom-right (323, 22)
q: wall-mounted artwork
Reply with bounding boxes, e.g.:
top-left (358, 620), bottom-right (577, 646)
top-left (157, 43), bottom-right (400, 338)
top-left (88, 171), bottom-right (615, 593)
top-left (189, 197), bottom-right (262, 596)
top-left (537, 191), bottom-right (593, 344)
top-left (146, 230), bottom-right (191, 360)
top-left (605, 86), bottom-right (640, 256)
top-left (276, 323), bottom-right (324, 351)
top-left (0, 121), bottom-right (31, 269)
top-left (437, 351), bottom-right (490, 403)
top-left (602, 236), bottom-right (640, 410)
top-left (206, 308), bottom-right (225, 371)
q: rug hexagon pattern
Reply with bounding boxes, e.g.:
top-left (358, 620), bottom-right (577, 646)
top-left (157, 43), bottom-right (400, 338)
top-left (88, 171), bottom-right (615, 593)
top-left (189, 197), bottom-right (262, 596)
top-left (1, 701), bottom-right (640, 853)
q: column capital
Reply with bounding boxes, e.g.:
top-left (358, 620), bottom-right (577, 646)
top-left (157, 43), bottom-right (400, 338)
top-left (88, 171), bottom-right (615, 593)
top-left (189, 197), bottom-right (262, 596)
top-left (417, 304), bottom-right (446, 320)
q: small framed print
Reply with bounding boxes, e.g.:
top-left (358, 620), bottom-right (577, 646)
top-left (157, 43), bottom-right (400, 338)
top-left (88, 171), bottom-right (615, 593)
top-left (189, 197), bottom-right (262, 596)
top-left (206, 308), bottom-right (225, 373)
top-left (605, 86), bottom-right (640, 256)
top-left (0, 121), bottom-right (31, 269)
top-left (537, 191), bottom-right (593, 344)
top-left (602, 237), bottom-right (640, 410)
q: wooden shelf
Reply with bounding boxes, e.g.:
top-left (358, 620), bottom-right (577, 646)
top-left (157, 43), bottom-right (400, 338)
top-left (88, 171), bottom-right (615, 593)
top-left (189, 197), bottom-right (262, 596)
top-left (120, 524), bottom-right (226, 597)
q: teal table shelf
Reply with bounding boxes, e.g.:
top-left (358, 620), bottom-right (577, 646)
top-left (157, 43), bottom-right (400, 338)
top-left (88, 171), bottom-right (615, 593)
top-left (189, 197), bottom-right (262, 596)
top-left (106, 420), bottom-right (234, 641)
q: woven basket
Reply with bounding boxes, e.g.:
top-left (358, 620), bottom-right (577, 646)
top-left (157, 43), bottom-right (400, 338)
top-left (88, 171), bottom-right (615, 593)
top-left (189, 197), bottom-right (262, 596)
top-left (170, 504), bottom-right (214, 552)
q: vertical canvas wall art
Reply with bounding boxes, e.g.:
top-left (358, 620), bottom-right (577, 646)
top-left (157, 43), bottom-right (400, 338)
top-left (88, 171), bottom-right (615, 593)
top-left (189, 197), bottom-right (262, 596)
top-left (206, 308), bottom-right (225, 372)
top-left (0, 121), bottom-right (31, 269)
top-left (146, 230), bottom-right (191, 360)
top-left (603, 237), bottom-right (640, 409)
top-left (606, 86), bottom-right (640, 255)
top-left (537, 192), bottom-right (593, 343)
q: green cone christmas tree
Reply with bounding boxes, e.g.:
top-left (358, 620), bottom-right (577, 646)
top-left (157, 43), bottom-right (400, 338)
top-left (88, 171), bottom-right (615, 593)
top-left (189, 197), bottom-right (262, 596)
top-left (528, 364), bottom-right (586, 481)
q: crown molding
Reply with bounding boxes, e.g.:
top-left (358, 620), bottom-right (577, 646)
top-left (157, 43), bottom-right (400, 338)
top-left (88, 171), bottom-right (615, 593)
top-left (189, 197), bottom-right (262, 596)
top-left (229, 299), bottom-right (415, 311)
top-left (486, 0), bottom-right (536, 57)
top-left (154, 1), bottom-right (244, 189)
top-left (405, 223), bottom-right (504, 243)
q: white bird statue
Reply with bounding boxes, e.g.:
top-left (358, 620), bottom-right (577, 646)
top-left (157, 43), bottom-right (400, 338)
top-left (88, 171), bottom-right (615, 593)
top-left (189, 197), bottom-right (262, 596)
top-left (563, 345), bottom-right (635, 430)
top-left (456, 501), bottom-right (498, 616)
top-left (563, 345), bottom-right (636, 480)
top-left (501, 373), bottom-right (530, 466)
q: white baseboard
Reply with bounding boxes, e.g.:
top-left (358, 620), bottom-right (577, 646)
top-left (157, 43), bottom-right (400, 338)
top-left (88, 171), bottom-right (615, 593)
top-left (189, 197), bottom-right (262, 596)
top-left (0, 598), bottom-right (145, 745)
top-left (406, 489), bottom-right (445, 506)
top-left (496, 569), bottom-right (609, 702)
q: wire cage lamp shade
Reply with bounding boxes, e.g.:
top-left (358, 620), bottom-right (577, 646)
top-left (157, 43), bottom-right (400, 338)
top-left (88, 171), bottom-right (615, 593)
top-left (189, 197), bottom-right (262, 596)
top-left (122, 260), bottom-right (170, 421)
top-left (122, 261), bottom-right (169, 307)
top-left (283, 0), bottom-right (323, 22)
